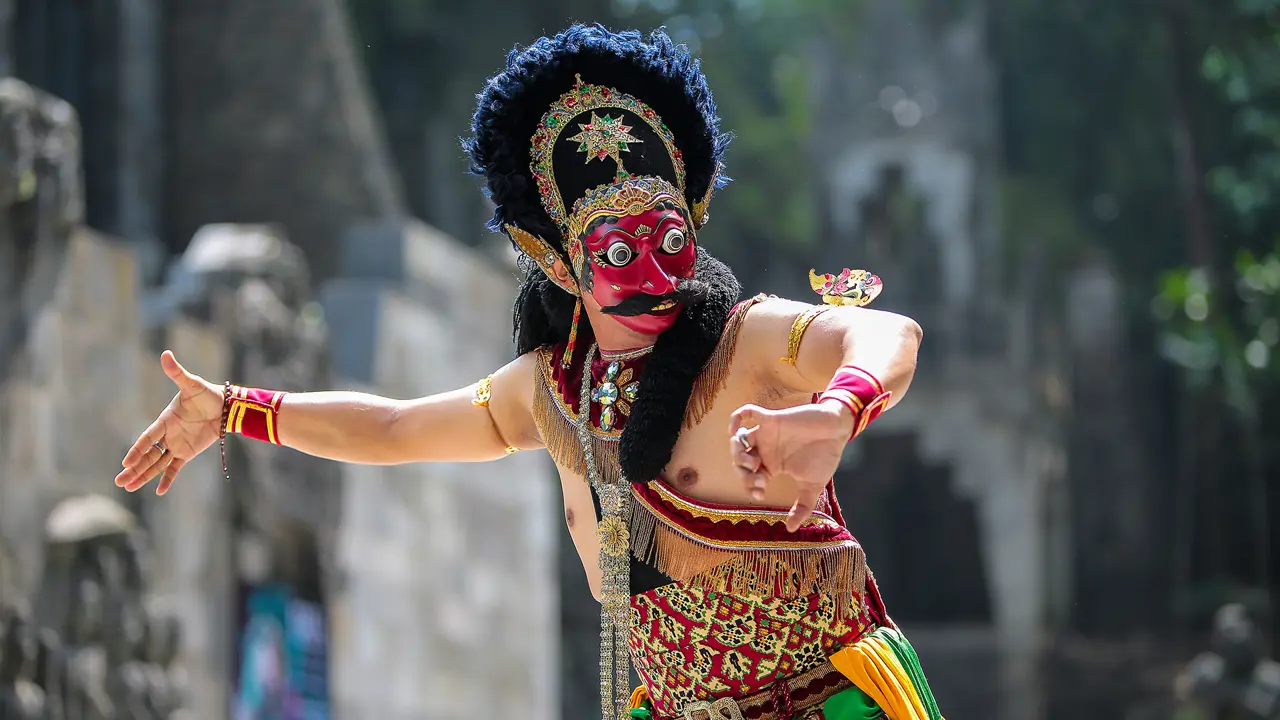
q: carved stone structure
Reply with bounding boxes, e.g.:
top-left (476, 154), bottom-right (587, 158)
top-left (163, 0), bottom-right (406, 281)
top-left (1175, 604), bottom-right (1280, 719)
top-left (0, 1), bottom-right (558, 714)
top-left (0, 602), bottom-right (47, 720)
top-left (0, 76), bottom-right (82, 387)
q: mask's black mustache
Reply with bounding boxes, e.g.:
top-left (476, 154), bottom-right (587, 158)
top-left (602, 278), bottom-right (710, 317)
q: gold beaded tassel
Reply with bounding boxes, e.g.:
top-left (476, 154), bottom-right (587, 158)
top-left (563, 297), bottom-right (583, 370)
top-left (576, 344), bottom-right (633, 719)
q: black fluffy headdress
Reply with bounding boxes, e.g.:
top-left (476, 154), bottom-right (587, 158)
top-left (464, 24), bottom-right (740, 483)
top-left (465, 24), bottom-right (729, 250)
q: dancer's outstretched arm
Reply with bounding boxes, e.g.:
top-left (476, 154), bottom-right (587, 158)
top-left (115, 351), bottom-right (541, 495)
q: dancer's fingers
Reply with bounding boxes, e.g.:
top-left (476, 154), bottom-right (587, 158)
top-left (785, 489), bottom-right (823, 533)
top-left (156, 458), bottom-right (186, 496)
top-left (123, 452), bottom-right (168, 492)
top-left (122, 422), bottom-right (164, 470)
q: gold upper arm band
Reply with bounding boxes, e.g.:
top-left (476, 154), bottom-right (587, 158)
top-left (472, 376), bottom-right (518, 455)
top-left (780, 306), bottom-right (834, 366)
top-left (472, 376), bottom-right (494, 407)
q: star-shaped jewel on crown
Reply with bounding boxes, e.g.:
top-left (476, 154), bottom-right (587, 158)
top-left (566, 112), bottom-right (642, 172)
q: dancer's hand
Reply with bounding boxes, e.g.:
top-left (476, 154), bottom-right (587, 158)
top-left (728, 402), bottom-right (853, 532)
top-left (115, 351), bottom-right (224, 495)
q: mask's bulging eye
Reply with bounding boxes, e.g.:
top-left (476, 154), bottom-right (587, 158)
top-left (661, 228), bottom-right (687, 254)
top-left (606, 242), bottom-right (634, 266)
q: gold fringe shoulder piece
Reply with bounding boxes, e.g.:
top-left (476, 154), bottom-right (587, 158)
top-left (684, 293), bottom-right (771, 428)
top-left (532, 346), bottom-right (588, 477)
top-left (531, 346), bottom-right (624, 484)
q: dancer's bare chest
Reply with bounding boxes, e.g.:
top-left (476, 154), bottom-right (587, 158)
top-left (554, 364), bottom-right (811, 599)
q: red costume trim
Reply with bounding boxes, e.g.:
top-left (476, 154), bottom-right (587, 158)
top-left (225, 386), bottom-right (286, 445)
top-left (633, 480), bottom-right (854, 548)
top-left (628, 479), bottom-right (869, 623)
top-left (819, 365), bottom-right (892, 440)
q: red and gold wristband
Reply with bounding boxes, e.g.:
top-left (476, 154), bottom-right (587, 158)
top-left (224, 385), bottom-right (287, 445)
top-left (817, 365), bottom-right (892, 440)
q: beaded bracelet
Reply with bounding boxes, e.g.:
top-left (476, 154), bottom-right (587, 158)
top-left (220, 381), bottom-right (232, 480)
top-left (221, 384), bottom-right (288, 480)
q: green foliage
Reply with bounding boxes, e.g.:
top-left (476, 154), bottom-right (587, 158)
top-left (1153, 0), bottom-right (1280, 418)
top-left (1154, 249), bottom-right (1280, 417)
top-left (1199, 2), bottom-right (1280, 234)
top-left (995, 0), bottom-right (1185, 283)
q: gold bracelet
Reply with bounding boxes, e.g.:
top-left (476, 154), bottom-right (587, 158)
top-left (780, 306), bottom-right (832, 366)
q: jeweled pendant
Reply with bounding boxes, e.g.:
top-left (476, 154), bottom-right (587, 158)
top-left (600, 406), bottom-right (617, 431)
top-left (594, 382), bottom-right (619, 406)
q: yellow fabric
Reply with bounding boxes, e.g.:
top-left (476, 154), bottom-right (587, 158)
top-left (828, 634), bottom-right (930, 720)
top-left (629, 685), bottom-right (649, 710)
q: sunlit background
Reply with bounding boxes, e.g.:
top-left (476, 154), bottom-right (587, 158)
top-left (0, 0), bottom-right (1277, 718)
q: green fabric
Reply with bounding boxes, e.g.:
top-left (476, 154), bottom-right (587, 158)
top-left (872, 627), bottom-right (943, 720)
top-left (821, 684), bottom-right (883, 720)
top-left (629, 698), bottom-right (654, 719)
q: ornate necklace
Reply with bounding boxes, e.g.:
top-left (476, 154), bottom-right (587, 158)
top-left (591, 356), bottom-right (641, 433)
top-left (599, 344), bottom-right (654, 360)
top-left (577, 343), bottom-right (633, 720)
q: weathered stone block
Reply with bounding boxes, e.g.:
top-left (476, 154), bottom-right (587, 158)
top-left (164, 0), bottom-right (404, 282)
top-left (323, 219), bottom-right (556, 720)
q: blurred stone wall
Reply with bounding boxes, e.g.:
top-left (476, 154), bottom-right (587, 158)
top-left (322, 218), bottom-right (557, 720)
top-left (0, 47), bottom-right (558, 720)
top-left (0, 78), bottom-right (236, 714)
top-left (164, 0), bottom-right (406, 281)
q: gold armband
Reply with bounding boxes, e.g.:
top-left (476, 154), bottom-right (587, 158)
top-left (472, 376), bottom-right (494, 407)
top-left (780, 306), bottom-right (833, 366)
top-left (473, 376), bottom-right (519, 455)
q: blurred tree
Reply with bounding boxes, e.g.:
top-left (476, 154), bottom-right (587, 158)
top-left (1153, 0), bottom-right (1280, 648)
top-left (992, 0), bottom-right (1192, 642)
top-left (993, 0), bottom-right (1280, 649)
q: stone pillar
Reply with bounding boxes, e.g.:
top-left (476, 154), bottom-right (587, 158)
top-left (164, 0), bottom-right (405, 280)
top-left (964, 431), bottom-right (1047, 720)
top-left (115, 0), bottom-right (164, 277)
top-left (0, 230), bottom-right (145, 595)
top-left (320, 218), bottom-right (557, 720)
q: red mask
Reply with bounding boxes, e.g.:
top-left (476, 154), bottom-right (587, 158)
top-left (574, 206), bottom-right (696, 335)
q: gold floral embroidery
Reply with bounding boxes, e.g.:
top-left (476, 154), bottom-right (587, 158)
top-left (629, 585), bottom-right (869, 716)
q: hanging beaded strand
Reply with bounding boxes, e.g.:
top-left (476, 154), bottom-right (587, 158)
top-left (576, 344), bottom-right (633, 720)
top-left (220, 380), bottom-right (232, 481)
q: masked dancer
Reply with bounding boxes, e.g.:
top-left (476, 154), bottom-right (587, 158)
top-left (116, 24), bottom-right (941, 720)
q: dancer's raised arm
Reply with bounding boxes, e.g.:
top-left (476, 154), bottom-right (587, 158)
top-left (115, 350), bottom-right (541, 495)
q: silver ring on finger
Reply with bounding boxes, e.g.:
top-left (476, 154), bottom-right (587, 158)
top-left (152, 441), bottom-right (168, 456)
top-left (734, 427), bottom-right (752, 452)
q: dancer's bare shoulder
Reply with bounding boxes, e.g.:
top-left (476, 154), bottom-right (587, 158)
top-left (483, 350), bottom-right (545, 451)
